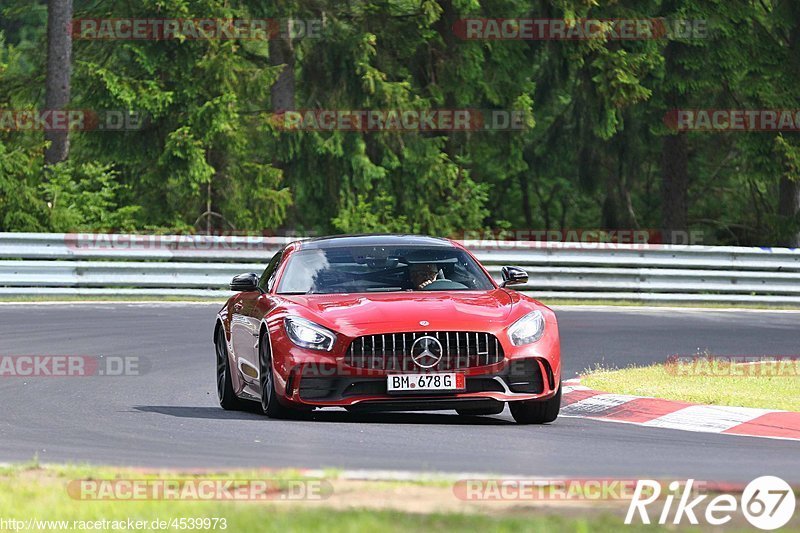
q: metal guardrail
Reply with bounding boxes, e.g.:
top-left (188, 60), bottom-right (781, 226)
top-left (1, 233), bottom-right (799, 304)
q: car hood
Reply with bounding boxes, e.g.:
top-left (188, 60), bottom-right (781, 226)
top-left (281, 290), bottom-right (518, 336)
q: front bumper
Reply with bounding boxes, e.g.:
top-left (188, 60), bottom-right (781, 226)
top-left (267, 321), bottom-right (561, 410)
top-left (278, 355), bottom-right (560, 409)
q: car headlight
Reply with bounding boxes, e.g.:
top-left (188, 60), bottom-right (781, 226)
top-left (508, 311), bottom-right (545, 346)
top-left (284, 317), bottom-right (337, 351)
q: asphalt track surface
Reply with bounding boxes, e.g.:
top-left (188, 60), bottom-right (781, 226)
top-left (1, 303), bottom-right (798, 482)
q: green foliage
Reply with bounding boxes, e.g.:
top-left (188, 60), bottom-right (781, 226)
top-left (0, 140), bottom-right (48, 231)
top-left (40, 162), bottom-right (141, 232)
top-left (0, 0), bottom-right (797, 245)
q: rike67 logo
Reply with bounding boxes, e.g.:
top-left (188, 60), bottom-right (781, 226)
top-left (626, 476), bottom-right (796, 530)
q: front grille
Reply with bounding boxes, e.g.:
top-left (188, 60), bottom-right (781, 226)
top-left (345, 331), bottom-right (504, 371)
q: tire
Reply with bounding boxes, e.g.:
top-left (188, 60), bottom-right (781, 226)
top-left (509, 382), bottom-right (561, 424)
top-left (215, 326), bottom-right (248, 411)
top-left (456, 402), bottom-right (505, 416)
top-left (258, 330), bottom-right (296, 419)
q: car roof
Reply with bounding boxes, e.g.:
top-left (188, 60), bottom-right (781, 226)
top-left (296, 234), bottom-right (455, 250)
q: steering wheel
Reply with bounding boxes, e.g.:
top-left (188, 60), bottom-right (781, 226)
top-left (420, 279), bottom-right (468, 290)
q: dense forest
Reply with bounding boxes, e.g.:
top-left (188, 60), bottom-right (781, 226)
top-left (0, 0), bottom-right (798, 246)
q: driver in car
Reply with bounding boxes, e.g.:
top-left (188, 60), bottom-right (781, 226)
top-left (409, 263), bottom-right (440, 290)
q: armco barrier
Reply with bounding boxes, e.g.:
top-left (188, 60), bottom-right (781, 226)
top-left (0, 233), bottom-right (799, 304)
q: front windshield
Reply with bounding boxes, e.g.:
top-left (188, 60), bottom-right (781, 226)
top-left (277, 245), bottom-right (495, 294)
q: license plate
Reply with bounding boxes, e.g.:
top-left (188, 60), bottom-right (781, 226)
top-left (387, 373), bottom-right (466, 393)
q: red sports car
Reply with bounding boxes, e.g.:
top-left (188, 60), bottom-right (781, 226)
top-left (214, 235), bottom-right (561, 424)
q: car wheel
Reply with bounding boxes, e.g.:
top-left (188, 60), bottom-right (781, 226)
top-left (509, 382), bottom-right (561, 424)
top-left (258, 331), bottom-right (294, 419)
top-left (455, 402), bottom-right (505, 416)
top-left (215, 326), bottom-right (248, 411)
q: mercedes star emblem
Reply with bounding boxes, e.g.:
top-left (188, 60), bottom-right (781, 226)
top-left (410, 335), bottom-right (444, 369)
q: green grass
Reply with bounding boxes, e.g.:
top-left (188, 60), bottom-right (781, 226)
top-left (582, 359), bottom-right (800, 411)
top-left (0, 463), bottom-right (758, 532)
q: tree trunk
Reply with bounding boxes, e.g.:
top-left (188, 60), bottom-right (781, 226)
top-left (660, 127), bottom-right (689, 243)
top-left (269, 35), bottom-right (295, 111)
top-left (660, 50), bottom-right (688, 242)
top-left (44, 0), bottom-right (73, 166)
top-left (777, 9), bottom-right (800, 247)
top-left (518, 174), bottom-right (532, 228)
top-left (660, 35), bottom-right (690, 244)
top-left (778, 175), bottom-right (800, 247)
top-left (268, 32), bottom-right (295, 231)
top-left (434, 0), bottom-right (458, 156)
top-left (601, 187), bottom-right (620, 230)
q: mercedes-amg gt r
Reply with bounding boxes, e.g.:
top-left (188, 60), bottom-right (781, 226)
top-left (214, 235), bottom-right (561, 424)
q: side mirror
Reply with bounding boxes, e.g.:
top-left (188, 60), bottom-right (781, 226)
top-left (230, 272), bottom-right (260, 292)
top-left (500, 266), bottom-right (528, 288)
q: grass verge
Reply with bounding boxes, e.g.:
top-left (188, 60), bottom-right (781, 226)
top-left (0, 463), bottom-right (775, 532)
top-left (581, 358), bottom-right (800, 411)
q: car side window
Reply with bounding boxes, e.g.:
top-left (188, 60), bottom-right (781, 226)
top-left (259, 249), bottom-right (284, 292)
